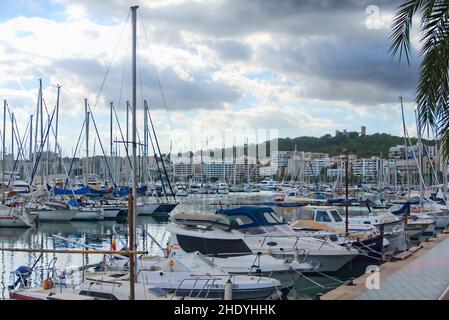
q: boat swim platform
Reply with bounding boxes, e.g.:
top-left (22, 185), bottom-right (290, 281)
top-left (320, 231), bottom-right (449, 300)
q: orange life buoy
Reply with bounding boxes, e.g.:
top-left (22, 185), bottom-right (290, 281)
top-left (42, 279), bottom-right (53, 290)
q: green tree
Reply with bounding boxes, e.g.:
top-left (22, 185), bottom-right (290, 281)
top-left (390, 0), bottom-right (449, 156)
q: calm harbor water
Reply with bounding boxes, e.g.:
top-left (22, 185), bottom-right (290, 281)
top-left (0, 192), bottom-right (373, 300)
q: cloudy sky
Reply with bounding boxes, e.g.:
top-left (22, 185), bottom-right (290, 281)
top-left (0, 0), bottom-right (423, 158)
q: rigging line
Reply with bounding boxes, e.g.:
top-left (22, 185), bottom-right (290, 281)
top-left (112, 104), bottom-right (132, 168)
top-left (86, 103), bottom-right (117, 187)
top-left (64, 119), bottom-right (86, 190)
top-left (92, 10), bottom-right (131, 111)
top-left (146, 109), bottom-right (168, 201)
top-left (117, 24), bottom-right (131, 113)
top-left (13, 115), bottom-right (29, 165)
top-left (138, 10), bottom-right (173, 131)
top-left (39, 98), bottom-right (80, 189)
top-left (9, 116), bottom-right (30, 179)
top-left (147, 104), bottom-right (175, 200)
top-left (117, 50), bottom-right (128, 112)
top-left (6, 116), bottom-right (31, 190)
top-left (5, 105), bottom-right (30, 178)
top-left (30, 107), bottom-right (56, 185)
top-left (138, 67), bottom-right (149, 182)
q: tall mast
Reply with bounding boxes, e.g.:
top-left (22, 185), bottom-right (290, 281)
top-left (11, 113), bottom-right (14, 190)
top-left (39, 79), bottom-right (44, 187)
top-left (29, 114), bottom-right (33, 167)
top-left (129, 5), bottom-right (139, 301)
top-left (345, 150), bottom-right (349, 236)
top-left (126, 100), bottom-right (130, 150)
top-left (416, 108), bottom-right (424, 206)
top-left (85, 99), bottom-right (89, 186)
top-left (110, 102), bottom-right (114, 186)
top-left (144, 100), bottom-right (148, 184)
top-left (126, 100), bottom-right (130, 182)
top-left (2, 100), bottom-right (6, 203)
top-left (246, 137), bottom-right (249, 184)
top-left (400, 96), bottom-right (410, 199)
top-left (55, 85), bottom-right (61, 175)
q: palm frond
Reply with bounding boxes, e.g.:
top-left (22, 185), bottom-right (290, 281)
top-left (389, 0), bottom-right (427, 65)
top-left (391, 0), bottom-right (449, 156)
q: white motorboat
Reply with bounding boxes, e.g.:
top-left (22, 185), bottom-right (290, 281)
top-left (258, 179), bottom-right (276, 191)
top-left (164, 232), bottom-right (313, 292)
top-left (167, 208), bottom-right (358, 274)
top-left (175, 190), bottom-right (188, 197)
top-left (217, 182), bottom-right (230, 194)
top-left (9, 271), bottom-right (182, 300)
top-left (109, 251), bottom-right (282, 300)
top-left (296, 205), bottom-right (408, 253)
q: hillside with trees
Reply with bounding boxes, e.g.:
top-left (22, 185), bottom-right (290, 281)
top-left (273, 132), bottom-right (434, 158)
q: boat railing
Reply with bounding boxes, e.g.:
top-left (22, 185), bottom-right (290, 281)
top-left (172, 276), bottom-right (229, 300)
top-left (86, 277), bottom-right (121, 297)
top-left (9, 257), bottom-right (67, 293)
top-left (255, 234), bottom-right (338, 251)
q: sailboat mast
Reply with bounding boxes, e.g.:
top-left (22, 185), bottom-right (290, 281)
top-left (400, 96), bottom-right (410, 199)
top-left (110, 102), bottom-right (114, 185)
top-left (85, 98), bottom-right (89, 186)
top-left (129, 5), bottom-right (139, 301)
top-left (144, 100), bottom-right (148, 183)
top-left (416, 108), bottom-right (424, 205)
top-left (39, 78), bottom-right (44, 187)
top-left (55, 85), bottom-right (61, 175)
top-left (11, 113), bottom-right (14, 190)
top-left (29, 114), bottom-right (33, 168)
top-left (2, 100), bottom-right (6, 204)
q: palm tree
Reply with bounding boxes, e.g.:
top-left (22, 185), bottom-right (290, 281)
top-left (390, 0), bottom-right (449, 156)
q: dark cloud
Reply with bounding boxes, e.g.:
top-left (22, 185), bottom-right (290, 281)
top-left (255, 33), bottom-right (420, 104)
top-left (6, 0), bottom-right (418, 110)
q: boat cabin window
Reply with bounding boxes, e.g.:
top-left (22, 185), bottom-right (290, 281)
top-left (315, 211), bottom-right (332, 222)
top-left (330, 210), bottom-right (343, 222)
top-left (229, 215), bottom-right (254, 226)
top-left (263, 211), bottom-right (283, 224)
top-left (239, 226), bottom-right (267, 235)
top-left (176, 234), bottom-right (252, 256)
top-left (299, 209), bottom-right (315, 220)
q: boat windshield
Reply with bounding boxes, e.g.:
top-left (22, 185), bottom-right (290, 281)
top-left (263, 211), bottom-right (283, 224)
top-left (174, 252), bottom-right (219, 273)
top-left (330, 210), bottom-right (343, 222)
top-left (315, 211), bottom-right (332, 222)
top-left (239, 226), bottom-right (267, 235)
top-left (229, 215), bottom-right (254, 226)
top-left (238, 224), bottom-right (295, 237)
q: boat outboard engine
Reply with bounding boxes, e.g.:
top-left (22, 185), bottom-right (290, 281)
top-left (9, 265), bottom-right (33, 290)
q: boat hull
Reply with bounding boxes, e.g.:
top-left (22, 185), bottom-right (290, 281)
top-left (136, 203), bottom-right (159, 215)
top-left (0, 215), bottom-right (32, 227)
top-left (35, 209), bottom-right (78, 221)
top-left (73, 209), bottom-right (104, 221)
top-left (102, 207), bottom-right (123, 219)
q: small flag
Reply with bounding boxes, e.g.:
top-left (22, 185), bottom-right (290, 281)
top-left (111, 236), bottom-right (117, 251)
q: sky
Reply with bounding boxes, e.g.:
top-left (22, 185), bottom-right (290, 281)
top-left (0, 0), bottom-right (425, 159)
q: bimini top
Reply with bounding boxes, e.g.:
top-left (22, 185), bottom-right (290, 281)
top-left (216, 206), bottom-right (285, 229)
